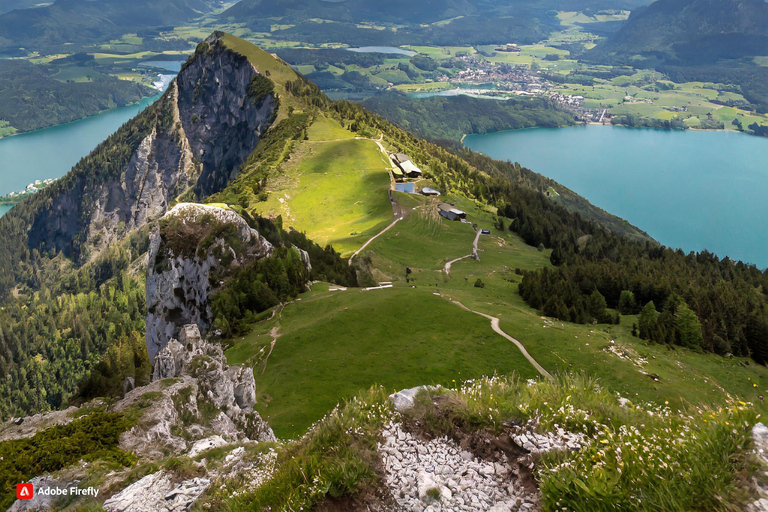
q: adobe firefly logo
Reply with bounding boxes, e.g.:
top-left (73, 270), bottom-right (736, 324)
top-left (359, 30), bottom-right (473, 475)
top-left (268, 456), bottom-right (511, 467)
top-left (16, 483), bottom-right (33, 500)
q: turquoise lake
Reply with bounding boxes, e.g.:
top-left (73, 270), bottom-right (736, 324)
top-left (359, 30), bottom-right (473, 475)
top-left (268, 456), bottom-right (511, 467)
top-left (0, 95), bottom-right (160, 211)
top-left (464, 125), bottom-right (768, 269)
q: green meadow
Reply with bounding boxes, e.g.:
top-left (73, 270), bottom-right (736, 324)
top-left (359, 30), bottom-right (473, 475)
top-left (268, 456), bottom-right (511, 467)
top-left (252, 116), bottom-right (393, 255)
top-left (227, 286), bottom-right (540, 438)
top-left (229, 185), bottom-right (768, 439)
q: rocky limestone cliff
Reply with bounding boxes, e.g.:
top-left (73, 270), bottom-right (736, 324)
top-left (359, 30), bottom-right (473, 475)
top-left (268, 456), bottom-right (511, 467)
top-left (145, 203), bottom-right (275, 362)
top-left (4, 323), bottom-right (274, 512)
top-left (116, 324), bottom-right (275, 461)
top-left (178, 36), bottom-right (278, 198)
top-left (26, 32), bottom-right (278, 261)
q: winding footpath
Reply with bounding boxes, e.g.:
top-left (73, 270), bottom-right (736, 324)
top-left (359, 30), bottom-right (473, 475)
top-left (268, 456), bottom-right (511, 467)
top-left (472, 228), bottom-right (481, 260)
top-left (443, 254), bottom-right (471, 275)
top-left (443, 228), bottom-right (482, 274)
top-left (348, 216), bottom-right (403, 265)
top-left (445, 297), bottom-right (554, 381)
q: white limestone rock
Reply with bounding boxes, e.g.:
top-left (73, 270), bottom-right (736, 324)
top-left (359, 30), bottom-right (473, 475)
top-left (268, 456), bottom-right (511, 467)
top-left (102, 471), bottom-right (210, 512)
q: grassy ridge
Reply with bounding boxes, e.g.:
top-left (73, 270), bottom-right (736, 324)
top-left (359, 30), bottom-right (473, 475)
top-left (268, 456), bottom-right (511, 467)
top-left (228, 189), bottom-right (768, 440)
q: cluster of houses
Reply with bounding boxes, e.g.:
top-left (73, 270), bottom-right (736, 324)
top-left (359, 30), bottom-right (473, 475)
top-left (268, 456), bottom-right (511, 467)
top-left (2, 178), bottom-right (56, 200)
top-left (390, 153), bottom-right (423, 181)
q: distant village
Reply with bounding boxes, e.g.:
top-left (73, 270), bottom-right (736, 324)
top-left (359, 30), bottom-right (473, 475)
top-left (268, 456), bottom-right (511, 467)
top-left (0, 178), bottom-right (57, 205)
top-left (436, 55), bottom-right (548, 97)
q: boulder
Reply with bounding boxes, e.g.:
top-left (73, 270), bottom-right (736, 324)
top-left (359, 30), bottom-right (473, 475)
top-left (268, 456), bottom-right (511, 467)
top-left (102, 471), bottom-right (211, 512)
top-left (389, 385), bottom-right (440, 412)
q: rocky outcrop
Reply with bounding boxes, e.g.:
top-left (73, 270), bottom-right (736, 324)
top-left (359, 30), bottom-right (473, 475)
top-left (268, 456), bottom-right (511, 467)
top-left (118, 324), bottom-right (275, 460)
top-left (26, 32), bottom-right (278, 261)
top-left (379, 422), bottom-right (537, 512)
top-left (382, 386), bottom-right (586, 512)
top-left (145, 203), bottom-right (274, 361)
top-left (103, 471), bottom-right (210, 512)
top-left (750, 423), bottom-right (768, 511)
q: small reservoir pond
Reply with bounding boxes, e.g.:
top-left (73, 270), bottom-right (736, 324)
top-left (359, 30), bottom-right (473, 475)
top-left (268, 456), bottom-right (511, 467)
top-left (464, 125), bottom-right (768, 269)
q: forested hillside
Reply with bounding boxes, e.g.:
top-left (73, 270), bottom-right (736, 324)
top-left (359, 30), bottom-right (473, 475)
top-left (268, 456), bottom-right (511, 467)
top-left (0, 0), bottom-right (224, 51)
top-left (588, 0), bottom-right (768, 111)
top-left (362, 92), bottom-right (575, 141)
top-left (0, 60), bottom-right (151, 135)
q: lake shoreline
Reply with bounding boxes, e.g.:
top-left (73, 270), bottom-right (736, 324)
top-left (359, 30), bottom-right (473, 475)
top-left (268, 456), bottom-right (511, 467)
top-left (0, 91), bottom-right (162, 142)
top-left (458, 121), bottom-right (766, 142)
top-left (464, 124), bottom-right (768, 269)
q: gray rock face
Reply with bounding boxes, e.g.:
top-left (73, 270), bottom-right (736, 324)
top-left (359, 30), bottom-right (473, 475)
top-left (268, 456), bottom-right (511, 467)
top-left (145, 203), bottom-right (274, 361)
top-left (148, 324), bottom-right (274, 442)
top-left (177, 35), bottom-right (277, 198)
top-left (102, 471), bottom-right (210, 512)
top-left (27, 32), bottom-right (277, 261)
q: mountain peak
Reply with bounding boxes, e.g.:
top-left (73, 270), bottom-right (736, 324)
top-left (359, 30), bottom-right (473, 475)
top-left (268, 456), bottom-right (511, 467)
top-left (11, 33), bottom-right (282, 264)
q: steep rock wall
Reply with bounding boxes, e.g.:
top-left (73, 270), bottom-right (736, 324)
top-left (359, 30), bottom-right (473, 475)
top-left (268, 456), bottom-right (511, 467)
top-left (177, 38), bottom-right (277, 198)
top-left (145, 203), bottom-right (274, 361)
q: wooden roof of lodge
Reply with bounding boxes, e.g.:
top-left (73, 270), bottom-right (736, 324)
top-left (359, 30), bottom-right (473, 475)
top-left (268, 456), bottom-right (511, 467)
top-left (391, 167), bottom-right (405, 176)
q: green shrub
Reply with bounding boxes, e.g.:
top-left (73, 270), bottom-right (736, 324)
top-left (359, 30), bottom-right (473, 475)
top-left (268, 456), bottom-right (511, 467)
top-left (0, 412), bottom-right (135, 510)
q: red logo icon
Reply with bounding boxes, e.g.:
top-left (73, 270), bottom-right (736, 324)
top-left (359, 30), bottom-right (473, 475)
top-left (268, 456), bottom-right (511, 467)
top-left (16, 483), bottom-right (33, 500)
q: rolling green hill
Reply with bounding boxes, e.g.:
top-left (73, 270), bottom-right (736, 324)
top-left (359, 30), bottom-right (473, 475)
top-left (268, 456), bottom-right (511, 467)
top-left (0, 0), bottom-right (225, 51)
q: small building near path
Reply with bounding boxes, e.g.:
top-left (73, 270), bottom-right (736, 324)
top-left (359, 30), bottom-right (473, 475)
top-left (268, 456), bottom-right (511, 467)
top-left (398, 159), bottom-right (423, 178)
top-left (439, 210), bottom-right (459, 221)
top-left (438, 202), bottom-right (466, 220)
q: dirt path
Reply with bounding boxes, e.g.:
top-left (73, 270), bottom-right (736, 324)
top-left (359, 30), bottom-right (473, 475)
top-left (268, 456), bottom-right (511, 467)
top-left (444, 297), bottom-right (554, 381)
top-left (261, 326), bottom-right (282, 375)
top-left (444, 254), bottom-right (472, 275)
top-left (472, 229), bottom-right (481, 261)
top-left (348, 216), bottom-right (403, 265)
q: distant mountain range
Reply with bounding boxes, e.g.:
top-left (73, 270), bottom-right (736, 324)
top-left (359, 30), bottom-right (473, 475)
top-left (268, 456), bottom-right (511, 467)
top-left (223, 0), bottom-right (650, 24)
top-left (590, 0), bottom-right (768, 64)
top-left (587, 0), bottom-right (768, 111)
top-left (221, 0), bottom-right (651, 47)
top-left (0, 0), bottom-right (224, 51)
